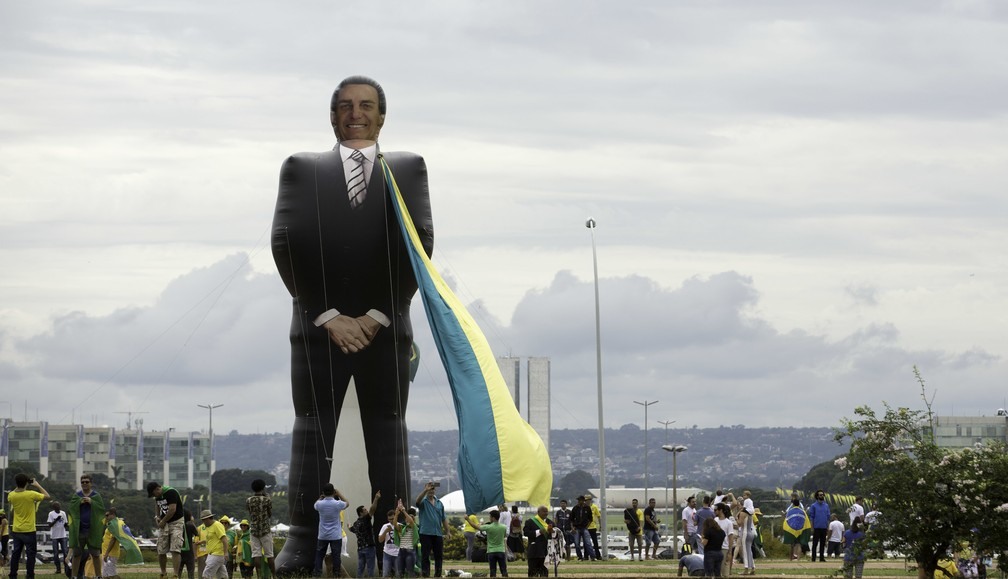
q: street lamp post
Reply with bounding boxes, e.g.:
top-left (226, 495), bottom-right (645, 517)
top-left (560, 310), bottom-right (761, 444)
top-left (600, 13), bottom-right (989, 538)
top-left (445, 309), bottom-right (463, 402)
top-left (662, 444), bottom-right (688, 558)
top-left (197, 403), bottom-right (223, 514)
top-left (657, 420), bottom-right (676, 520)
top-left (586, 217), bottom-right (608, 559)
top-left (634, 400), bottom-right (658, 501)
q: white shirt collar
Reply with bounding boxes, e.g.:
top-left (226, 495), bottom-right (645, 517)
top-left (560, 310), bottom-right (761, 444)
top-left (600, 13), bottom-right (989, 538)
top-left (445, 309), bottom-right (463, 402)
top-left (338, 143), bottom-right (377, 163)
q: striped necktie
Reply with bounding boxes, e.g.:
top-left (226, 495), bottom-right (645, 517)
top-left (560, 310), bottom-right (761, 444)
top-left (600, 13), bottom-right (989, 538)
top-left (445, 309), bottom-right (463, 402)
top-left (347, 149), bottom-right (367, 208)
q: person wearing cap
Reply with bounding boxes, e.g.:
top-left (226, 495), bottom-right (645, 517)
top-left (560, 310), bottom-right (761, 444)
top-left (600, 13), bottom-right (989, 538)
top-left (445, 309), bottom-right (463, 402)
top-left (148, 481), bottom-right (185, 579)
top-left (195, 512), bottom-right (210, 577)
top-left (235, 520), bottom-right (253, 579)
top-left (220, 517), bottom-right (236, 578)
top-left (569, 495), bottom-right (593, 561)
top-left (198, 510), bottom-right (230, 579)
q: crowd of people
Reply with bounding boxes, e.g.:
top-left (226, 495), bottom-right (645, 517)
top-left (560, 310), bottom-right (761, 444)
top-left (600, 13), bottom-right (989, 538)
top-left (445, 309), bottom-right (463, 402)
top-left (678, 489), bottom-right (760, 577)
top-left (1, 472), bottom-right (144, 579)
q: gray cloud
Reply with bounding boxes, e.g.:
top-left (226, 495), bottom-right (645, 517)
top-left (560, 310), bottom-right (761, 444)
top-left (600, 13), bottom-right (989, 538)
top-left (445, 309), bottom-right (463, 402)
top-left (3, 0), bottom-right (1008, 434)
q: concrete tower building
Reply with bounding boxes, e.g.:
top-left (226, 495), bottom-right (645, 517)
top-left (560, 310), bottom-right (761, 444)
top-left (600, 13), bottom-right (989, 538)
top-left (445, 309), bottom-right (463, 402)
top-left (527, 357), bottom-right (551, 454)
top-left (496, 356), bottom-right (521, 412)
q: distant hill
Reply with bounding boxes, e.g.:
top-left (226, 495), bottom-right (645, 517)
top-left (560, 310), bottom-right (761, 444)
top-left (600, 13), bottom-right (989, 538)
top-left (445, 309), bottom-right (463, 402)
top-left (214, 425), bottom-right (844, 489)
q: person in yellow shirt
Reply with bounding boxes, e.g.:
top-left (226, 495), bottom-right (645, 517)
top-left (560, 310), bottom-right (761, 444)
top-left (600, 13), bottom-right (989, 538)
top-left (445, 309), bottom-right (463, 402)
top-left (198, 510), bottom-right (230, 579)
top-left (195, 516), bottom-right (209, 577)
top-left (101, 509), bottom-right (123, 579)
top-left (1, 509), bottom-right (11, 567)
top-left (587, 496), bottom-right (602, 561)
top-left (8, 473), bottom-right (51, 579)
top-left (1, 510), bottom-right (10, 567)
top-left (462, 514), bottom-right (481, 562)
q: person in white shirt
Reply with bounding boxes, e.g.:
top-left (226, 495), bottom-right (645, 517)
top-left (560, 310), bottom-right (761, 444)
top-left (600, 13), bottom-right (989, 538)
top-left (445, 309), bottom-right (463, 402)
top-left (497, 504), bottom-right (512, 559)
top-left (848, 497), bottom-right (865, 526)
top-left (714, 504), bottom-right (736, 577)
top-left (827, 514), bottom-right (845, 559)
top-left (377, 509), bottom-right (399, 577)
top-left (47, 502), bottom-right (70, 576)
top-left (682, 496), bottom-right (699, 554)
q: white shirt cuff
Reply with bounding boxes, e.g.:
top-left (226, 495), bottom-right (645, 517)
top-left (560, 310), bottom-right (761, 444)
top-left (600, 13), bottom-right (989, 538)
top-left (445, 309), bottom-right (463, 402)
top-left (313, 309), bottom-right (340, 327)
top-left (313, 308), bottom-right (390, 328)
top-left (366, 309), bottom-right (391, 327)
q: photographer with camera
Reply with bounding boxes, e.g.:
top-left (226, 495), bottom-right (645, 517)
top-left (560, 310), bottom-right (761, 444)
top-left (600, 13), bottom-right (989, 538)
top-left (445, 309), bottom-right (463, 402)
top-left (8, 473), bottom-right (51, 579)
top-left (48, 502), bottom-right (70, 576)
top-left (415, 482), bottom-right (449, 577)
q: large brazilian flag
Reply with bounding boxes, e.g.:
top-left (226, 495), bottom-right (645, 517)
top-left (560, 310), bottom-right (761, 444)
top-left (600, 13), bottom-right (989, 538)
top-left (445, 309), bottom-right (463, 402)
top-left (381, 157), bottom-right (552, 513)
top-left (107, 517), bottom-right (144, 564)
top-left (782, 505), bottom-right (812, 545)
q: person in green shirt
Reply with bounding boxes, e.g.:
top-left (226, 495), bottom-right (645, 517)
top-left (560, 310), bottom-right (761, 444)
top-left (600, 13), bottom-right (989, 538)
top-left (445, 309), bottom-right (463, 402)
top-left (479, 510), bottom-right (508, 578)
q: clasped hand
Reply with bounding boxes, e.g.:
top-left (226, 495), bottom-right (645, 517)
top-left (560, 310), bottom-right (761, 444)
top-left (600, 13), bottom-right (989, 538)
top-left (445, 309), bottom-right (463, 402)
top-left (323, 315), bottom-right (380, 354)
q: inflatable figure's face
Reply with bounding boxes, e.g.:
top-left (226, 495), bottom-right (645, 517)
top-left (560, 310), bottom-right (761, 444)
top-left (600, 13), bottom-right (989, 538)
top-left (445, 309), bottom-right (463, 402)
top-left (331, 83), bottom-right (385, 142)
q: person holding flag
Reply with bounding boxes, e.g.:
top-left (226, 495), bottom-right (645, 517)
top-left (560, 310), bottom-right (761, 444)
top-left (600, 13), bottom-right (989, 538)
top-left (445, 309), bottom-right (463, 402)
top-left (101, 508), bottom-right (143, 579)
top-left (783, 495), bottom-right (811, 561)
top-left (68, 474), bottom-right (105, 579)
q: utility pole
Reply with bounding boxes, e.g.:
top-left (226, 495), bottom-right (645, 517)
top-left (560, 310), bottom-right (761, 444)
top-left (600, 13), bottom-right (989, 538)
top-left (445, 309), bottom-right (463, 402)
top-left (634, 400), bottom-right (658, 500)
top-left (197, 403), bottom-right (223, 514)
top-left (658, 420), bottom-right (676, 518)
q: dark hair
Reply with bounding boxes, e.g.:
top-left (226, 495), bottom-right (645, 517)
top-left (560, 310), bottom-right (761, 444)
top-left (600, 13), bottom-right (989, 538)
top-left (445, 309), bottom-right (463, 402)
top-left (331, 76), bottom-right (387, 115)
top-left (14, 473), bottom-right (29, 487)
top-left (702, 517), bottom-right (719, 533)
top-left (251, 479), bottom-right (266, 492)
top-left (323, 483), bottom-right (335, 495)
top-left (106, 507), bottom-right (117, 516)
top-left (490, 510), bottom-right (500, 521)
top-left (386, 509), bottom-right (396, 518)
top-left (511, 505), bottom-right (518, 513)
top-left (792, 497), bottom-right (801, 506)
top-left (357, 506), bottom-right (367, 517)
top-left (851, 515), bottom-right (862, 533)
top-left (703, 496), bottom-right (712, 506)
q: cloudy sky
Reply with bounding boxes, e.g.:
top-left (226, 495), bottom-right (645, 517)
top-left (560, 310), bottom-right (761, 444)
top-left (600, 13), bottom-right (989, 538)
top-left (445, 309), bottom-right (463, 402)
top-left (3, 1), bottom-right (1007, 438)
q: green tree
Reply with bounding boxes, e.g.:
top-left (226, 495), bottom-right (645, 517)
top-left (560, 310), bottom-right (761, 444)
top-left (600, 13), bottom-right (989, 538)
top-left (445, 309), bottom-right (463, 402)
top-left (835, 370), bottom-right (1008, 578)
top-left (554, 469), bottom-right (595, 503)
top-left (211, 468), bottom-right (277, 493)
top-left (793, 457), bottom-right (855, 495)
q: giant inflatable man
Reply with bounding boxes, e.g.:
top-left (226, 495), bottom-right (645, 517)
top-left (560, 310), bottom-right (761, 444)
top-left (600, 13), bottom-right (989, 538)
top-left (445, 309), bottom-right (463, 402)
top-left (270, 75), bottom-right (433, 574)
